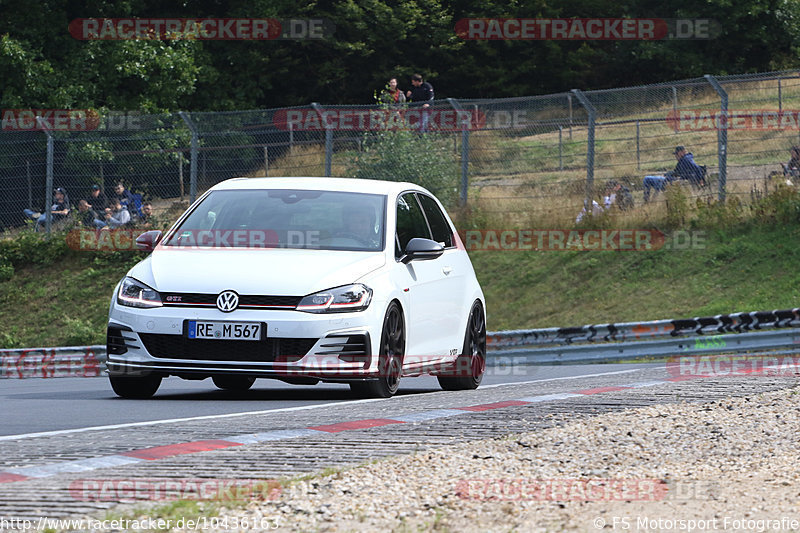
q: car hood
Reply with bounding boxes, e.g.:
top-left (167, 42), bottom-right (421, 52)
top-left (129, 248), bottom-right (386, 296)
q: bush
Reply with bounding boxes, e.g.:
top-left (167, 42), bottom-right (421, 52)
top-left (346, 127), bottom-right (459, 207)
top-left (0, 261), bottom-right (13, 281)
top-left (0, 230), bottom-right (70, 267)
top-left (752, 183), bottom-right (800, 225)
top-left (664, 183), bottom-right (689, 228)
top-left (62, 315), bottom-right (102, 346)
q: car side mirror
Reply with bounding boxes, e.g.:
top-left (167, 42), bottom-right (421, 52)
top-left (136, 230), bottom-right (163, 252)
top-left (401, 237), bottom-right (444, 264)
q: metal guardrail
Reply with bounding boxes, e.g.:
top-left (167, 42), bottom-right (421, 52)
top-left (486, 308), bottom-right (800, 365)
top-left (2, 308), bottom-right (799, 377)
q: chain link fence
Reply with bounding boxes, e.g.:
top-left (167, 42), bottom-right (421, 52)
top-left (2, 69), bottom-right (799, 232)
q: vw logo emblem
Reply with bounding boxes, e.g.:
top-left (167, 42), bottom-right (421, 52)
top-left (216, 290), bottom-right (239, 312)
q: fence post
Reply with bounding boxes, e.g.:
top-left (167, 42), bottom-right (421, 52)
top-left (288, 121), bottom-right (294, 153)
top-left (311, 103), bottom-right (332, 176)
top-left (636, 120), bottom-right (640, 171)
top-left (672, 86), bottom-right (678, 132)
top-left (558, 126), bottom-right (563, 170)
top-left (35, 117), bottom-right (54, 235)
top-left (567, 93), bottom-right (573, 139)
top-left (705, 75), bottom-right (728, 202)
top-left (26, 160), bottom-right (31, 209)
top-left (448, 98), bottom-right (470, 206)
top-left (179, 112), bottom-right (199, 203)
top-left (778, 77), bottom-right (782, 113)
top-left (570, 90), bottom-right (596, 209)
top-left (263, 146), bottom-right (269, 177)
top-left (178, 154), bottom-right (184, 199)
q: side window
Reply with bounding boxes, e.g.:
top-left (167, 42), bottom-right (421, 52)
top-left (395, 193), bottom-right (432, 257)
top-left (417, 194), bottom-right (453, 248)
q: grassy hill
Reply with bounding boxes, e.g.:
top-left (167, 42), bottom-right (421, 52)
top-left (1, 219), bottom-right (798, 348)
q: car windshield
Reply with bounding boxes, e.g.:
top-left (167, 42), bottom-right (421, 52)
top-left (163, 189), bottom-right (387, 251)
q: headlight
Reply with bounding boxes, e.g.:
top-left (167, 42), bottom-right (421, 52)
top-left (296, 284), bottom-right (372, 313)
top-left (117, 277), bottom-right (163, 308)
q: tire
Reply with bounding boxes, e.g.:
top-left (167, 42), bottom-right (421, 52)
top-left (109, 374), bottom-right (162, 399)
top-left (349, 301), bottom-right (404, 398)
top-left (212, 375), bottom-right (256, 391)
top-left (438, 301), bottom-right (486, 391)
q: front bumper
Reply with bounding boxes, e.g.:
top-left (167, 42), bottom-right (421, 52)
top-left (107, 302), bottom-right (381, 381)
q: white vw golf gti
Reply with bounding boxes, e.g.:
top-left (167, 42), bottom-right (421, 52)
top-left (107, 177), bottom-right (486, 398)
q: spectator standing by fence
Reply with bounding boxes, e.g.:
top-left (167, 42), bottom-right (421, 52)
top-left (406, 73), bottom-right (434, 132)
top-left (379, 78), bottom-right (406, 106)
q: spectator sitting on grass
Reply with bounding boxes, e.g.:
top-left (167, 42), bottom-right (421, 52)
top-left (85, 184), bottom-right (109, 212)
top-left (23, 187), bottom-right (70, 231)
top-left (113, 181), bottom-right (136, 213)
top-left (643, 146), bottom-right (705, 202)
top-left (575, 199), bottom-right (604, 223)
top-left (76, 200), bottom-right (100, 229)
top-left (138, 202), bottom-right (160, 229)
top-left (782, 146), bottom-right (800, 180)
top-left (100, 199), bottom-right (130, 229)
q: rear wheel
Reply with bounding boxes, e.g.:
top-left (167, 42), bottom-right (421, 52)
top-left (109, 374), bottom-right (162, 399)
top-left (350, 302), bottom-right (404, 398)
top-left (438, 301), bottom-right (486, 391)
top-left (212, 375), bottom-right (256, 391)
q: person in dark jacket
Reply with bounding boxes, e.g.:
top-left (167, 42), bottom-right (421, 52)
top-left (76, 200), bottom-right (100, 228)
top-left (643, 146), bottom-right (705, 202)
top-left (85, 184), bottom-right (109, 213)
top-left (406, 73), bottom-right (434, 132)
top-left (673, 146), bottom-right (705, 186)
top-left (113, 182), bottom-right (136, 212)
top-left (782, 146), bottom-right (800, 179)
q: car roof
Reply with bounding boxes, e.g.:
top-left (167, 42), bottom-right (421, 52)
top-left (209, 177), bottom-right (431, 197)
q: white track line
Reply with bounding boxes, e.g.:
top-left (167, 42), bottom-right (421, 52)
top-left (0, 367), bottom-right (648, 442)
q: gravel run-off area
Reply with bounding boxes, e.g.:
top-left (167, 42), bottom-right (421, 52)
top-left (196, 384), bottom-right (800, 533)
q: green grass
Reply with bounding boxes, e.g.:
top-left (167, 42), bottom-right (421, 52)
top-left (472, 223), bottom-right (800, 330)
top-left (1, 220), bottom-right (799, 348)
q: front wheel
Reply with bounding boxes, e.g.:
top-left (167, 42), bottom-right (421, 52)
top-left (438, 301), bottom-right (486, 391)
top-left (109, 374), bottom-right (162, 399)
top-left (350, 301), bottom-right (404, 398)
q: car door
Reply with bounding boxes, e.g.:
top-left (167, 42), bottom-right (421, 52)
top-left (394, 192), bottom-right (455, 366)
top-left (416, 193), bottom-right (466, 354)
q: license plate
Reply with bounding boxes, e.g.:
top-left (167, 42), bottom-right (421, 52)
top-left (187, 321), bottom-right (263, 341)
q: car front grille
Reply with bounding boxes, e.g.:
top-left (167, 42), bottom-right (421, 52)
top-left (161, 293), bottom-right (302, 310)
top-left (139, 333), bottom-right (317, 362)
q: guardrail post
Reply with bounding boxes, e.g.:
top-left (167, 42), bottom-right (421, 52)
top-left (179, 112), bottom-right (199, 203)
top-left (311, 103), bottom-right (332, 176)
top-left (571, 89), bottom-right (596, 208)
top-left (705, 75), bottom-right (728, 202)
top-left (447, 98), bottom-right (469, 206)
top-left (35, 117), bottom-right (54, 235)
